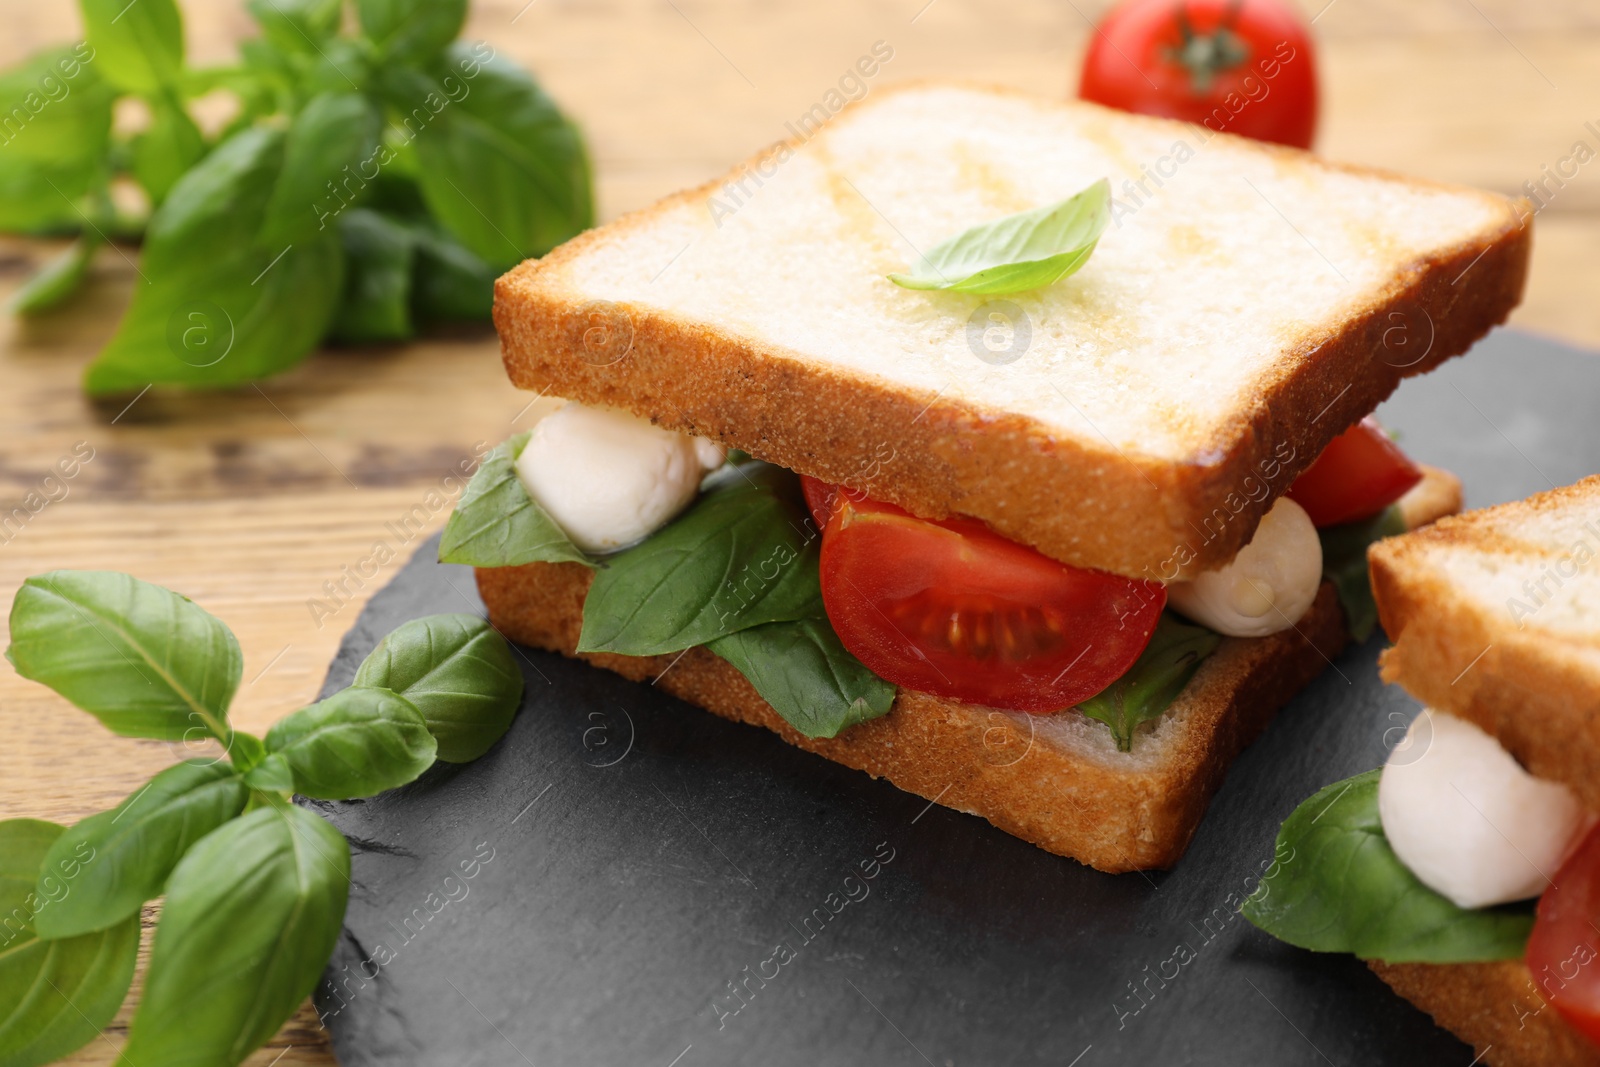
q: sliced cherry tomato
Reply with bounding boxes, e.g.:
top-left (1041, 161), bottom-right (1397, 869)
top-left (801, 475), bottom-right (836, 530)
top-left (816, 486), bottom-right (1166, 712)
top-left (1527, 822), bottom-right (1600, 1047)
top-left (1286, 417), bottom-right (1423, 528)
top-left (1078, 0), bottom-right (1318, 150)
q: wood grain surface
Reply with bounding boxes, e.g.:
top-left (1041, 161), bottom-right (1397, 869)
top-left (1, 1), bottom-right (1596, 1063)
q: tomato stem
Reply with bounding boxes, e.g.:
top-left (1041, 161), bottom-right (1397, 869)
top-left (1166, 0), bottom-right (1251, 94)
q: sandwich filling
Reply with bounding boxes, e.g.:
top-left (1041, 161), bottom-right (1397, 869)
top-left (1244, 710), bottom-right (1600, 1048)
top-left (441, 403), bottom-right (1423, 751)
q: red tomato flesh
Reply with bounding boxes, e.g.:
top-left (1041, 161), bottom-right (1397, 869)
top-left (802, 475), bottom-right (838, 530)
top-left (1286, 417), bottom-right (1423, 528)
top-left (1078, 0), bottom-right (1319, 150)
top-left (1527, 822), bottom-right (1600, 1047)
top-left (813, 481), bottom-right (1166, 712)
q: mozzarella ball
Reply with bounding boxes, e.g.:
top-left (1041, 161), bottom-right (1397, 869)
top-left (1379, 709), bottom-right (1591, 909)
top-left (515, 402), bottom-right (727, 553)
top-left (1167, 497), bottom-right (1323, 637)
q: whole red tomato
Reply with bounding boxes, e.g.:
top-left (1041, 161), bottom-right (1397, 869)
top-left (1078, 0), bottom-right (1318, 149)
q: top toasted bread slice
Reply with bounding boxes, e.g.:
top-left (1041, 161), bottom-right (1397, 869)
top-left (1371, 475), bottom-right (1600, 808)
top-left (494, 82), bottom-right (1529, 579)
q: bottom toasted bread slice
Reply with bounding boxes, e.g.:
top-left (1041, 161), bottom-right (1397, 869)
top-left (474, 468), bottom-right (1460, 872)
top-left (1370, 959), bottom-right (1600, 1067)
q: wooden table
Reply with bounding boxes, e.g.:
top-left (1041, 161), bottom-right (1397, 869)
top-left (1, 1), bottom-right (1595, 1062)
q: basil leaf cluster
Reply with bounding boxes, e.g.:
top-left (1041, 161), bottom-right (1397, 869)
top-left (451, 445), bottom-right (895, 739)
top-left (888, 178), bottom-right (1111, 295)
top-left (1078, 613), bottom-right (1221, 752)
top-left (1241, 771), bottom-right (1536, 963)
top-left (577, 463), bottom-right (825, 655)
top-left (1, 570), bottom-right (525, 1067)
top-left (573, 460), bottom-right (896, 736)
top-left (1, 0), bottom-right (593, 393)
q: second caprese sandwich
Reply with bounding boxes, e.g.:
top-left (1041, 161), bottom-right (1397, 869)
top-left (1244, 475), bottom-right (1600, 1066)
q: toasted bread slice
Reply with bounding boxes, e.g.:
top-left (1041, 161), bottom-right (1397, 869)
top-left (477, 467), bottom-right (1459, 872)
top-left (1371, 474), bottom-right (1600, 810)
top-left (494, 82), bottom-right (1528, 580)
top-left (1369, 959), bottom-right (1600, 1067)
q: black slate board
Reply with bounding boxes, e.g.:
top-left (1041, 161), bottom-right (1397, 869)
top-left (308, 328), bottom-right (1600, 1067)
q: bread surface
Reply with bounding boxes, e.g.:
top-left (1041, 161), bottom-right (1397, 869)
top-left (477, 469), bottom-right (1459, 871)
top-left (494, 82), bottom-right (1528, 579)
top-left (1371, 959), bottom-right (1600, 1067)
top-left (1371, 474), bottom-right (1600, 809)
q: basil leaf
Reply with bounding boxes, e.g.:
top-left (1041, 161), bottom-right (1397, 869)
top-left (1241, 771), bottom-right (1536, 963)
top-left (7, 570), bottom-right (241, 742)
top-left (80, 0), bottom-right (185, 94)
top-left (709, 618), bottom-right (894, 739)
top-left (130, 91), bottom-right (206, 205)
top-left (82, 126), bottom-right (346, 394)
top-left (1078, 613), bottom-right (1221, 752)
top-left (578, 463), bottom-right (823, 657)
top-left (1319, 505), bottom-right (1408, 643)
top-left (409, 218), bottom-right (495, 322)
top-left (123, 804), bottom-right (350, 1067)
top-left (888, 178), bottom-right (1111, 296)
top-left (439, 432), bottom-right (593, 568)
top-left (357, 0), bottom-right (466, 63)
top-left (227, 730), bottom-right (267, 773)
top-left (8, 235), bottom-right (101, 316)
top-left (329, 208), bottom-right (416, 342)
top-left (33, 761), bottom-right (248, 940)
top-left (263, 687), bottom-right (436, 799)
top-left (242, 751), bottom-right (296, 793)
top-left (0, 46), bottom-right (114, 232)
top-left (352, 613), bottom-right (524, 762)
top-left (259, 91), bottom-right (383, 246)
top-left (246, 0), bottom-right (343, 54)
top-left (0, 819), bottom-right (139, 1067)
top-left (410, 45), bottom-right (593, 268)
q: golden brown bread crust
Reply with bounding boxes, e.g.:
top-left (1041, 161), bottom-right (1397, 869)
top-left (1371, 475), bottom-right (1600, 812)
top-left (492, 82), bottom-right (1529, 581)
top-left (1370, 959), bottom-right (1600, 1067)
top-left (477, 560), bottom-right (1350, 872)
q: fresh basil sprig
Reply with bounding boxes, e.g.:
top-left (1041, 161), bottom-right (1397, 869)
top-left (577, 462), bottom-right (824, 656)
top-left (1318, 504), bottom-right (1408, 643)
top-left (1078, 613), bottom-right (1221, 752)
top-left (1241, 771), bottom-right (1536, 963)
top-left (439, 432), bottom-right (593, 568)
top-left (888, 178), bottom-right (1111, 296)
top-left (2, 0), bottom-right (593, 394)
top-left (2, 571), bottom-right (526, 1067)
top-left (0, 819), bottom-right (140, 1067)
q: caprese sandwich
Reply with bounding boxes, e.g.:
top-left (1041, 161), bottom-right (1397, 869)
top-left (443, 83), bottom-right (1528, 870)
